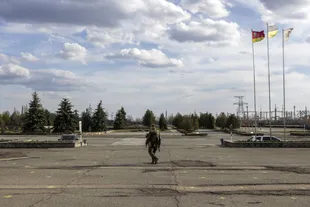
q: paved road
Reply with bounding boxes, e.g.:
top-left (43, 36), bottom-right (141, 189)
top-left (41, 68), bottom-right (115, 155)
top-left (1, 130), bottom-right (310, 206)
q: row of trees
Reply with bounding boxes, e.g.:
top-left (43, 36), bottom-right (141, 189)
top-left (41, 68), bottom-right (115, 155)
top-left (1, 92), bottom-right (240, 134)
top-left (0, 92), bottom-right (110, 133)
top-left (0, 92), bottom-right (169, 133)
top-left (171, 112), bottom-right (240, 133)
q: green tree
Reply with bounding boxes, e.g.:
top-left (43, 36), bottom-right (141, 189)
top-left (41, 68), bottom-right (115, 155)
top-left (45, 109), bottom-right (51, 126)
top-left (92, 101), bottom-right (107, 132)
top-left (226, 114), bottom-right (240, 129)
top-left (167, 114), bottom-right (174, 125)
top-left (0, 114), bottom-right (4, 127)
top-left (81, 108), bottom-right (92, 132)
top-left (158, 113), bottom-right (168, 130)
top-left (10, 111), bottom-right (21, 126)
top-left (199, 113), bottom-right (207, 128)
top-left (53, 98), bottom-right (78, 133)
top-left (113, 106), bottom-right (127, 129)
top-left (172, 113), bottom-right (183, 128)
top-left (44, 109), bottom-right (56, 133)
top-left (207, 113), bottom-right (215, 129)
top-left (23, 92), bottom-right (47, 133)
top-left (191, 113), bottom-right (200, 130)
top-left (179, 115), bottom-right (198, 133)
top-left (142, 109), bottom-right (156, 127)
top-left (215, 112), bottom-right (227, 130)
top-left (2, 111), bottom-right (10, 126)
top-left (74, 110), bottom-right (80, 124)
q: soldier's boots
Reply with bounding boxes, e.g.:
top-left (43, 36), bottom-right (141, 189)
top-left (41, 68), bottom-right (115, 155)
top-left (151, 158), bottom-right (158, 164)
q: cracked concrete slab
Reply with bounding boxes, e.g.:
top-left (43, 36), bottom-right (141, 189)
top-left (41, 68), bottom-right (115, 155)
top-left (1, 130), bottom-right (310, 206)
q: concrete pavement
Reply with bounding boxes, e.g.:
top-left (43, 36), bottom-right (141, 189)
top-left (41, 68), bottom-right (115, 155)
top-left (0, 130), bottom-right (310, 206)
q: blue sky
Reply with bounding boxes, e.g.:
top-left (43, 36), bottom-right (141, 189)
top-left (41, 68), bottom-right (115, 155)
top-left (0, 0), bottom-right (310, 118)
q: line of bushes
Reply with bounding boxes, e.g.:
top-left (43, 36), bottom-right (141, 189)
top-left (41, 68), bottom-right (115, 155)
top-left (289, 131), bottom-right (310, 136)
top-left (214, 128), bottom-right (264, 136)
top-left (222, 140), bottom-right (310, 148)
top-left (0, 140), bottom-right (79, 148)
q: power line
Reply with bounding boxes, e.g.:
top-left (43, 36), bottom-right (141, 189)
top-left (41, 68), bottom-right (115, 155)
top-left (233, 96), bottom-right (248, 120)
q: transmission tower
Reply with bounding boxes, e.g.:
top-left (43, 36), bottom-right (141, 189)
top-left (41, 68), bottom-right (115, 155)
top-left (233, 96), bottom-right (248, 119)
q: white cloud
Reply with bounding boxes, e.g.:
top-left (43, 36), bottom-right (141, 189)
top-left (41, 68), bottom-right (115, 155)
top-left (21, 52), bottom-right (39, 62)
top-left (143, 0), bottom-right (191, 24)
top-left (180, 0), bottom-right (230, 18)
top-left (258, 0), bottom-right (310, 23)
top-left (168, 18), bottom-right (241, 46)
top-left (0, 64), bottom-right (92, 92)
top-left (106, 48), bottom-right (184, 68)
top-left (58, 42), bottom-right (87, 64)
top-left (2, 0), bottom-right (310, 118)
top-left (0, 64), bottom-right (30, 80)
top-left (0, 53), bottom-right (20, 64)
top-left (234, 0), bottom-right (310, 28)
top-left (85, 28), bottom-right (136, 48)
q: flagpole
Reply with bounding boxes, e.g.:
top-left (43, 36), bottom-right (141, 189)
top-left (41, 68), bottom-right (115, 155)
top-left (251, 29), bottom-right (257, 137)
top-left (282, 29), bottom-right (286, 141)
top-left (266, 23), bottom-right (272, 137)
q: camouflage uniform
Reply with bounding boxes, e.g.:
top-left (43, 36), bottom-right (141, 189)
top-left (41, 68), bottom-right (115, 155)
top-left (145, 125), bottom-right (160, 164)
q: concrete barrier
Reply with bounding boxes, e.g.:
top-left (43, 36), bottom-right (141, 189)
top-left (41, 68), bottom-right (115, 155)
top-left (0, 141), bottom-right (87, 148)
top-left (222, 140), bottom-right (310, 148)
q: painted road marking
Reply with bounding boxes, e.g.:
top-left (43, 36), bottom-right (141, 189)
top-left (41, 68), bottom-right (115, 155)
top-left (0, 184), bottom-right (309, 193)
top-left (0, 157), bottom-right (28, 162)
top-left (111, 138), bottom-right (145, 146)
top-left (3, 195), bottom-right (12, 198)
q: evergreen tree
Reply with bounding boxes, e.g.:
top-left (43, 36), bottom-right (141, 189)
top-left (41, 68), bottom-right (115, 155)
top-left (159, 113), bottom-right (168, 130)
top-left (92, 100), bottom-right (107, 132)
top-left (191, 113), bottom-right (200, 130)
top-left (113, 106), bottom-right (127, 129)
top-left (44, 109), bottom-right (51, 126)
top-left (23, 92), bottom-right (47, 132)
top-left (142, 109), bottom-right (156, 127)
top-left (53, 98), bottom-right (77, 133)
top-left (215, 112), bottom-right (227, 130)
top-left (81, 108), bottom-right (92, 132)
top-left (226, 114), bottom-right (240, 129)
top-left (207, 113), bottom-right (215, 129)
top-left (74, 110), bottom-right (80, 123)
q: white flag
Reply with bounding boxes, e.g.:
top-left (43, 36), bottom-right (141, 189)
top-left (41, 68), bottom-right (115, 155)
top-left (284, 28), bottom-right (294, 41)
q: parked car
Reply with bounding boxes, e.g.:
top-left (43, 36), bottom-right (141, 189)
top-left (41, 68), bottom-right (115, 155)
top-left (247, 135), bottom-right (282, 142)
top-left (58, 134), bottom-right (79, 142)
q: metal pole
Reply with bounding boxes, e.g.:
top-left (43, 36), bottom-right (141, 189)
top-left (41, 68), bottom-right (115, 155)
top-left (267, 23), bottom-right (272, 137)
top-left (282, 29), bottom-right (286, 140)
top-left (251, 30), bottom-right (257, 137)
